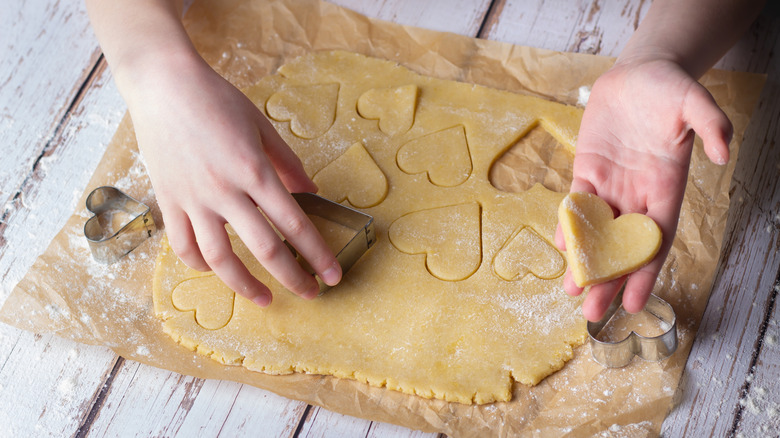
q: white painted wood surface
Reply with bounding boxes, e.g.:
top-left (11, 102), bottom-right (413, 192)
top-left (1, 0), bottom-right (778, 436)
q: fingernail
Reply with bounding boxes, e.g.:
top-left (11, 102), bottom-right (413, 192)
top-left (320, 262), bottom-right (341, 286)
top-left (252, 293), bottom-right (271, 307)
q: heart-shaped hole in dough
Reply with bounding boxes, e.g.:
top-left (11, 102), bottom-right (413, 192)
top-left (493, 226), bottom-right (565, 281)
top-left (312, 142), bottom-right (388, 208)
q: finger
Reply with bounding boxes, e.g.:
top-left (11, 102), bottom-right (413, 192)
top-left (257, 114), bottom-right (318, 193)
top-left (581, 276), bottom-right (625, 322)
top-left (555, 223), bottom-right (566, 251)
top-left (568, 177), bottom-right (597, 195)
top-left (191, 212), bottom-right (272, 306)
top-left (684, 84), bottom-right (733, 165)
top-left (162, 206), bottom-right (210, 272)
top-left (250, 180), bottom-right (342, 288)
top-left (622, 254), bottom-right (666, 314)
top-left (224, 196), bottom-right (322, 299)
top-left (563, 269), bottom-right (584, 297)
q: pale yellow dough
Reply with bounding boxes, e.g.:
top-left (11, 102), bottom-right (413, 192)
top-left (153, 51), bottom-right (587, 404)
top-left (558, 192), bottom-right (662, 287)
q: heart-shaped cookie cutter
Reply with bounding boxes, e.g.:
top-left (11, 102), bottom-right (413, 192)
top-left (587, 286), bottom-right (678, 368)
top-left (287, 193), bottom-right (376, 295)
top-left (84, 186), bottom-right (156, 264)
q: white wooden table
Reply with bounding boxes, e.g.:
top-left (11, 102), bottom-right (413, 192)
top-left (2, 1), bottom-right (778, 436)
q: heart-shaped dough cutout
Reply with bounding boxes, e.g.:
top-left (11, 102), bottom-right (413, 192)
top-left (397, 125), bottom-right (472, 187)
top-left (357, 84), bottom-right (417, 136)
top-left (494, 227), bottom-right (565, 281)
top-left (172, 275), bottom-right (236, 330)
top-left (558, 192), bottom-right (662, 287)
top-left (266, 83), bottom-right (339, 139)
top-left (312, 142), bottom-right (388, 208)
top-left (389, 203), bottom-right (481, 281)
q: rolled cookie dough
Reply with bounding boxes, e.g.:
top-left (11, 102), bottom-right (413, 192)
top-left (153, 51), bottom-right (586, 404)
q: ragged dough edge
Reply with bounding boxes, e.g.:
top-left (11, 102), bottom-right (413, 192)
top-left (154, 232), bottom-right (585, 404)
top-left (153, 233), bottom-right (499, 404)
top-left (244, 359), bottom-right (499, 404)
top-left (161, 323), bottom-right (246, 366)
top-left (512, 332), bottom-right (587, 387)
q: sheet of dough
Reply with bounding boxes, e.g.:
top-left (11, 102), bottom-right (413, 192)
top-left (153, 50), bottom-right (587, 404)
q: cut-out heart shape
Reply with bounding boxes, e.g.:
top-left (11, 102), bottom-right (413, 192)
top-left (397, 125), bottom-right (472, 187)
top-left (266, 83), bottom-right (339, 139)
top-left (172, 275), bottom-right (236, 330)
top-left (357, 84), bottom-right (417, 136)
top-left (493, 226), bottom-right (565, 281)
top-left (389, 203), bottom-right (481, 281)
top-left (312, 142), bottom-right (388, 208)
top-left (558, 192), bottom-right (662, 287)
top-left (489, 124), bottom-right (572, 194)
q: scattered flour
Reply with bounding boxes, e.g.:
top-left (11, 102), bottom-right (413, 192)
top-left (57, 377), bottom-right (76, 400)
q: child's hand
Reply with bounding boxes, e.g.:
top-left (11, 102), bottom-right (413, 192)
top-left (125, 53), bottom-right (341, 306)
top-left (556, 58), bottom-right (732, 322)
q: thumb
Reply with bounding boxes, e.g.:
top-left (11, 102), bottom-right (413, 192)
top-left (684, 84), bottom-right (733, 165)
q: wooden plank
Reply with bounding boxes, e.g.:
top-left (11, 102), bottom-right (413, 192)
top-left (0, 6), bottom-right (128, 437)
top-left (85, 360), bottom-right (308, 436)
top-left (481, 0), bottom-right (768, 72)
top-left (0, 50), bottom-right (128, 438)
top-left (0, 1), bottom-right (102, 210)
top-left (297, 407), bottom-right (372, 438)
top-left (0, 330), bottom-right (118, 437)
top-left (662, 41), bottom-right (780, 436)
top-left (368, 421), bottom-right (442, 438)
top-left (296, 406), bottom-right (439, 438)
top-left (480, 0), bottom-right (650, 55)
top-left (329, 0), bottom-right (492, 36)
top-left (736, 289), bottom-right (780, 437)
top-left (0, 59), bottom-right (125, 296)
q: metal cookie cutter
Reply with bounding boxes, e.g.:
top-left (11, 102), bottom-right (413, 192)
top-left (587, 286), bottom-right (678, 368)
top-left (84, 186), bottom-right (156, 264)
top-left (288, 193), bottom-right (376, 294)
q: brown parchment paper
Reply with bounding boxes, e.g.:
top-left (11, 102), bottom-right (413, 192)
top-left (1, 0), bottom-right (765, 436)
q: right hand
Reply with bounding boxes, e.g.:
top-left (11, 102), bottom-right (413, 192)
top-left (121, 51), bottom-right (341, 306)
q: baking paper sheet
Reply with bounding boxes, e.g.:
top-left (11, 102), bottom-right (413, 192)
top-left (1, 0), bottom-right (765, 435)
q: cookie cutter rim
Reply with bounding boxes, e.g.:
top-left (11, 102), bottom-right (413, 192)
top-left (587, 285), bottom-right (678, 368)
top-left (288, 192), bottom-right (376, 295)
top-left (84, 186), bottom-right (156, 264)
